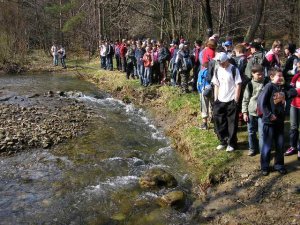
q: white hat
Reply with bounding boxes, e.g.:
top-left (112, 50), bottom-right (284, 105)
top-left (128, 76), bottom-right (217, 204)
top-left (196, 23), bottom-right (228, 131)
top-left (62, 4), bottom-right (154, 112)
top-left (215, 52), bottom-right (228, 63)
top-left (179, 43), bottom-right (184, 50)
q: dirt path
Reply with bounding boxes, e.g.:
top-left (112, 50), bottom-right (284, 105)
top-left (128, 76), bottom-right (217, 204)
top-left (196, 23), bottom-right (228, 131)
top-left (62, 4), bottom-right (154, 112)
top-left (197, 151), bottom-right (300, 225)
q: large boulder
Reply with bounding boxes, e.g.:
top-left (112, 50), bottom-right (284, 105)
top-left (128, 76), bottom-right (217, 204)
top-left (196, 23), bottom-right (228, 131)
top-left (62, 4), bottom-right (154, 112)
top-left (157, 190), bottom-right (185, 209)
top-left (139, 168), bottom-right (177, 189)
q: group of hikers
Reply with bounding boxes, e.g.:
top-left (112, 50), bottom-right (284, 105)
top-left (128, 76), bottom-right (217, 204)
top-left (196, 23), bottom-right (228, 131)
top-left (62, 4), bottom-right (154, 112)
top-left (99, 35), bottom-right (300, 176)
top-left (50, 43), bottom-right (67, 69)
top-left (55, 34), bottom-right (300, 177)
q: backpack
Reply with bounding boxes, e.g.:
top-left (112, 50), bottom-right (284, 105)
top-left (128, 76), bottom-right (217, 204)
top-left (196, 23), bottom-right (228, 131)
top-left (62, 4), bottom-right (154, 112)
top-left (165, 47), bottom-right (171, 61)
top-left (182, 56), bottom-right (193, 71)
top-left (214, 64), bottom-right (237, 81)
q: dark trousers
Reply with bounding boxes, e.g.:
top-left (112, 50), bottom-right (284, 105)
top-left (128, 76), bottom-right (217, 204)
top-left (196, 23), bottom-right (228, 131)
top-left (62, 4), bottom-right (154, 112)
top-left (289, 106), bottom-right (300, 148)
top-left (213, 100), bottom-right (238, 146)
top-left (100, 56), bottom-right (106, 69)
top-left (121, 56), bottom-right (127, 72)
top-left (115, 55), bottom-right (121, 70)
top-left (261, 122), bottom-right (285, 171)
top-left (106, 55), bottom-right (113, 71)
top-left (126, 62), bottom-right (134, 79)
top-left (192, 63), bottom-right (200, 91)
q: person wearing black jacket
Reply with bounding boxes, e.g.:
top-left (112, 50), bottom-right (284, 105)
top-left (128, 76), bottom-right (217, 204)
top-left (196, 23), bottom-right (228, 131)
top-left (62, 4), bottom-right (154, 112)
top-left (259, 68), bottom-right (297, 176)
top-left (283, 43), bottom-right (298, 83)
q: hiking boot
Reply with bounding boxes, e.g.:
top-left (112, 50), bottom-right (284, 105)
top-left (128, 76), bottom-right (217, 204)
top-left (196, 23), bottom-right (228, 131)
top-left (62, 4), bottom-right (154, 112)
top-left (275, 168), bottom-right (287, 175)
top-left (226, 145), bottom-right (235, 152)
top-left (248, 149), bottom-right (256, 156)
top-left (216, 144), bottom-right (227, 150)
top-left (262, 170), bottom-right (269, 176)
top-left (200, 123), bottom-right (208, 130)
top-left (284, 147), bottom-right (297, 156)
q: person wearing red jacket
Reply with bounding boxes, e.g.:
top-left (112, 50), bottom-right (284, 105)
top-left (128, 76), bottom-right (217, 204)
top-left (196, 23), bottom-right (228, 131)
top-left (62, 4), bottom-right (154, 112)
top-left (120, 39), bottom-right (127, 72)
top-left (285, 61), bottom-right (300, 161)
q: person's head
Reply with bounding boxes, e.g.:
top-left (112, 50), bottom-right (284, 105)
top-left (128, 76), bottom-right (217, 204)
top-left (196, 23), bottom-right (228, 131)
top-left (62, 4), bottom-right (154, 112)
top-left (179, 43), bottom-right (185, 51)
top-left (202, 62), bottom-right (208, 68)
top-left (157, 39), bottom-right (164, 47)
top-left (207, 39), bottom-right (217, 50)
top-left (284, 43), bottom-right (296, 57)
top-left (145, 46), bottom-right (151, 52)
top-left (272, 40), bottom-right (282, 54)
top-left (224, 40), bottom-right (233, 52)
top-left (195, 39), bottom-right (202, 47)
top-left (251, 64), bottom-right (264, 81)
top-left (295, 48), bottom-right (300, 58)
top-left (249, 41), bottom-right (260, 54)
top-left (216, 52), bottom-right (229, 68)
top-left (296, 61), bottom-right (300, 73)
top-left (269, 68), bottom-right (284, 85)
top-left (234, 44), bottom-right (246, 56)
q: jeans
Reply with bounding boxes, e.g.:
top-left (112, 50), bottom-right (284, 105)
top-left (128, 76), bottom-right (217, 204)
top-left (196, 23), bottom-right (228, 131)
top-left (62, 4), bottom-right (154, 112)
top-left (261, 122), bottom-right (285, 171)
top-left (100, 56), bottom-right (106, 69)
top-left (144, 67), bottom-right (152, 86)
top-left (213, 100), bottom-right (238, 147)
top-left (115, 55), bottom-right (121, 70)
top-left (247, 115), bottom-right (263, 152)
top-left (53, 54), bottom-right (58, 66)
top-left (171, 64), bottom-right (178, 86)
top-left (60, 57), bottom-right (66, 68)
top-left (289, 106), bottom-right (300, 148)
top-left (106, 55), bottom-right (113, 71)
top-left (137, 64), bottom-right (144, 85)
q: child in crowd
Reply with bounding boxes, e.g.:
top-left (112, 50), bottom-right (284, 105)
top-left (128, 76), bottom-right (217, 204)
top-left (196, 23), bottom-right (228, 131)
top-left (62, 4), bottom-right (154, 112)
top-left (242, 65), bottom-right (264, 156)
top-left (285, 61), bottom-right (300, 161)
top-left (197, 62), bottom-right (213, 130)
top-left (259, 68), bottom-right (297, 176)
top-left (142, 46), bottom-right (153, 86)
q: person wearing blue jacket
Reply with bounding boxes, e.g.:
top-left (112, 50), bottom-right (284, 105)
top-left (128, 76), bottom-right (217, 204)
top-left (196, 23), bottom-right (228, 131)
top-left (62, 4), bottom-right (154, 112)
top-left (259, 68), bottom-right (297, 176)
top-left (197, 62), bottom-right (213, 129)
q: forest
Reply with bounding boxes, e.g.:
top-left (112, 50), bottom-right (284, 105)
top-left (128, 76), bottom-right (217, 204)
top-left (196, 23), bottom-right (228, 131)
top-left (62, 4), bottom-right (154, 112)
top-left (0, 0), bottom-right (300, 64)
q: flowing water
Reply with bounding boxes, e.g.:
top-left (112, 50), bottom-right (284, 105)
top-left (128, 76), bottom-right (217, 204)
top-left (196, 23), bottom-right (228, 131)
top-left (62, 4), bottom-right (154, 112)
top-left (0, 73), bottom-right (198, 225)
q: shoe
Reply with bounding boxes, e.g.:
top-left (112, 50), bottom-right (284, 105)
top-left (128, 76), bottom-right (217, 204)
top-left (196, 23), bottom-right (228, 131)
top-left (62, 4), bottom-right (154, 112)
top-left (216, 144), bottom-right (227, 150)
top-left (248, 149), bottom-right (255, 156)
top-left (262, 170), bottom-right (269, 176)
top-left (284, 147), bottom-right (297, 156)
top-left (298, 151), bottom-right (300, 161)
top-left (276, 168), bottom-right (287, 175)
top-left (200, 123), bottom-right (208, 130)
top-left (226, 145), bottom-right (235, 152)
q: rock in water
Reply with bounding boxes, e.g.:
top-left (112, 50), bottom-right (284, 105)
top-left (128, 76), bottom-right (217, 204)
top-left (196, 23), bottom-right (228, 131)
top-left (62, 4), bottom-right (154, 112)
top-left (139, 168), bottom-right (178, 189)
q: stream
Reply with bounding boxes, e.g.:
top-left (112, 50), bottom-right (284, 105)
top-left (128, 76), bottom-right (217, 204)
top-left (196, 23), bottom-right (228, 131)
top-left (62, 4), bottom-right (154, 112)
top-left (0, 73), bottom-right (199, 225)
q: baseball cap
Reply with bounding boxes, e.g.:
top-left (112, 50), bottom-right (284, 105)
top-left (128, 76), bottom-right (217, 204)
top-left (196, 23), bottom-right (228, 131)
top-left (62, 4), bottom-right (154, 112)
top-left (215, 52), bottom-right (228, 63)
top-left (249, 42), bottom-right (260, 50)
top-left (224, 40), bottom-right (233, 46)
top-left (179, 43), bottom-right (185, 50)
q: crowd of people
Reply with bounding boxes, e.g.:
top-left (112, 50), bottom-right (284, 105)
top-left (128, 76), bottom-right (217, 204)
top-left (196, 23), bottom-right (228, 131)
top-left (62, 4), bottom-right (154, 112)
top-left (96, 35), bottom-right (300, 176)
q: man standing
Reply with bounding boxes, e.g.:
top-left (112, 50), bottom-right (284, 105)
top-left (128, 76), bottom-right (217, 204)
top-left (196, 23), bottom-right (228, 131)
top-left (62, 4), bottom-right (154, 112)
top-left (212, 52), bottom-right (242, 152)
top-left (50, 43), bottom-right (58, 66)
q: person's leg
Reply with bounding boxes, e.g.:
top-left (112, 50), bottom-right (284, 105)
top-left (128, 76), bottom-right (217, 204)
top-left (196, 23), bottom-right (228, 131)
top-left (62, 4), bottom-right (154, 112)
top-left (258, 117), bottom-right (263, 153)
top-left (248, 115), bottom-right (259, 153)
top-left (288, 106), bottom-right (299, 152)
top-left (274, 122), bottom-right (285, 172)
top-left (192, 64), bottom-right (199, 91)
top-left (227, 101), bottom-right (238, 148)
top-left (261, 124), bottom-right (273, 172)
top-left (213, 100), bottom-right (228, 145)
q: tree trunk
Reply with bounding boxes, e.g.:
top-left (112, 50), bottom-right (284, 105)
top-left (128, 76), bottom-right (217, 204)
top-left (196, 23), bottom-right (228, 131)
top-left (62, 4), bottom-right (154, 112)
top-left (202, 0), bottom-right (213, 36)
top-left (168, 0), bottom-right (177, 39)
top-left (244, 0), bottom-right (265, 42)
